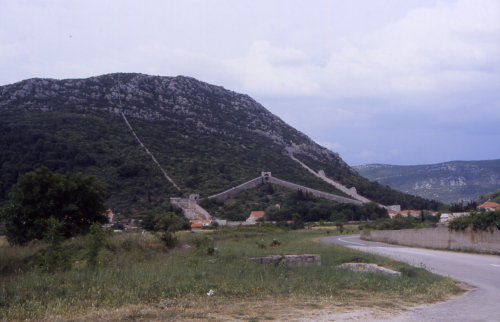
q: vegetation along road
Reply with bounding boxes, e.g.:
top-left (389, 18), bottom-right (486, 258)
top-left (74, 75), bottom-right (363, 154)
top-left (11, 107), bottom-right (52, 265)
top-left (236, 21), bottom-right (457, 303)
top-left (320, 235), bottom-right (500, 321)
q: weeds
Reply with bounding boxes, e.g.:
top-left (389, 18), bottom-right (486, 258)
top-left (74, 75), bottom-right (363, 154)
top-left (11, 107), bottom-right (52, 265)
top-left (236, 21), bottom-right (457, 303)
top-left (0, 229), bottom-right (462, 321)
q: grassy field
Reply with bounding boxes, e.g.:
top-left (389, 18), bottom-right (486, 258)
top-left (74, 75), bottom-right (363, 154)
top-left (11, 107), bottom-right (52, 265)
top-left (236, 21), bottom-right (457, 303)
top-left (0, 226), bottom-right (463, 321)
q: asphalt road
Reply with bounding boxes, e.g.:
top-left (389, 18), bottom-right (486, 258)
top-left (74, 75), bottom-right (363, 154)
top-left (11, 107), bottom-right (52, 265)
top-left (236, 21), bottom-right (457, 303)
top-left (319, 235), bottom-right (500, 322)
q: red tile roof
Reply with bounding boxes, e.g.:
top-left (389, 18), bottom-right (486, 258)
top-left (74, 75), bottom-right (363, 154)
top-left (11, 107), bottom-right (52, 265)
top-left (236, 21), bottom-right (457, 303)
top-left (190, 220), bottom-right (212, 224)
top-left (478, 202), bottom-right (500, 208)
top-left (250, 211), bottom-right (265, 217)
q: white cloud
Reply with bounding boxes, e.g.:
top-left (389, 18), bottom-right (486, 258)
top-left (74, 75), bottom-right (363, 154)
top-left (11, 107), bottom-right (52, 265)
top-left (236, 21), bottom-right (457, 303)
top-left (225, 41), bottom-right (322, 95)
top-left (223, 0), bottom-right (499, 101)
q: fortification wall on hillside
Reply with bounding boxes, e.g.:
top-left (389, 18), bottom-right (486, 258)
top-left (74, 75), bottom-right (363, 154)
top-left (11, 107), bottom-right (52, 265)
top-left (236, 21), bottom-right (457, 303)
top-left (268, 177), bottom-right (362, 204)
top-left (287, 153), bottom-right (370, 203)
top-left (176, 173), bottom-right (361, 220)
top-left (204, 174), bottom-right (361, 205)
top-left (206, 177), bottom-right (264, 201)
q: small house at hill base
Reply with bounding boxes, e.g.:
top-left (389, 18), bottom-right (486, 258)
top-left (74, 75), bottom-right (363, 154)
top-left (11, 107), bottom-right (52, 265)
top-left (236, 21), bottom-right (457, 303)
top-left (478, 202), bottom-right (500, 211)
top-left (388, 210), bottom-right (437, 218)
top-left (190, 219), bottom-right (213, 229)
top-left (246, 211), bottom-right (265, 223)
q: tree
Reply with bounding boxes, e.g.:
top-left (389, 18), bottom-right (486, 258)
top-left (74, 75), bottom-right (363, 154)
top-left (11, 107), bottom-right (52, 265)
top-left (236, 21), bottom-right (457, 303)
top-left (0, 166), bottom-right (107, 245)
top-left (290, 213), bottom-right (304, 230)
top-left (87, 222), bottom-right (108, 268)
top-left (153, 212), bottom-right (189, 248)
top-left (266, 183), bottom-right (274, 195)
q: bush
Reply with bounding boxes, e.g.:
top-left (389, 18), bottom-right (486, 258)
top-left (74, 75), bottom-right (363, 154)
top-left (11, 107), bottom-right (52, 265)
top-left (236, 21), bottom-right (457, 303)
top-left (0, 166), bottom-right (107, 245)
top-left (270, 239), bottom-right (281, 247)
top-left (448, 210), bottom-right (500, 231)
top-left (191, 236), bottom-right (215, 255)
top-left (158, 231), bottom-right (179, 249)
top-left (448, 215), bottom-right (473, 231)
top-left (87, 223), bottom-right (107, 268)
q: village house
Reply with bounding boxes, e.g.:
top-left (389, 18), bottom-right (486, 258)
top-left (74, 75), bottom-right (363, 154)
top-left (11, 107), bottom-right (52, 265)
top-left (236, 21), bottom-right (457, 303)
top-left (477, 202), bottom-right (500, 212)
top-left (106, 209), bottom-right (114, 224)
top-left (387, 210), bottom-right (438, 219)
top-left (246, 211), bottom-right (265, 224)
top-left (190, 219), bottom-right (213, 229)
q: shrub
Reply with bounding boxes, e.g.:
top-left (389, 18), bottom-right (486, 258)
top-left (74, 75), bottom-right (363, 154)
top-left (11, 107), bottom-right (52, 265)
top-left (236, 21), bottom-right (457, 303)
top-left (87, 223), bottom-right (107, 268)
top-left (270, 239), bottom-right (281, 247)
top-left (448, 210), bottom-right (500, 231)
top-left (158, 231), bottom-right (179, 249)
top-left (37, 217), bottom-right (73, 273)
top-left (191, 236), bottom-right (215, 255)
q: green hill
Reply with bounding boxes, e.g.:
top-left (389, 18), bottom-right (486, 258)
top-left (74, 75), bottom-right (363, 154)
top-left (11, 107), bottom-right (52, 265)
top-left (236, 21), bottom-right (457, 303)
top-left (0, 73), bottom-right (441, 215)
top-left (478, 188), bottom-right (500, 205)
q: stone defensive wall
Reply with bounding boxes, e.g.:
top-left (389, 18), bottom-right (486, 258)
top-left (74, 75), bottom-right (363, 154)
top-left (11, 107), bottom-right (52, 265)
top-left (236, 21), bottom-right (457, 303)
top-left (206, 177), bottom-right (266, 201)
top-left (268, 177), bottom-right (362, 205)
top-left (205, 174), bottom-right (361, 205)
top-left (360, 226), bottom-right (500, 254)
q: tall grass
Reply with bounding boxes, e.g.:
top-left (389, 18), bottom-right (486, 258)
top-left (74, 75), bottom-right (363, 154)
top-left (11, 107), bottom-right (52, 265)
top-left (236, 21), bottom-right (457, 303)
top-left (0, 227), bottom-right (461, 321)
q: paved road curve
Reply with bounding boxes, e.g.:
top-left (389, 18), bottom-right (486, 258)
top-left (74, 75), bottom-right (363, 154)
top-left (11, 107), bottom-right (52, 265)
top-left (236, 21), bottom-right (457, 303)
top-left (319, 235), bottom-right (500, 321)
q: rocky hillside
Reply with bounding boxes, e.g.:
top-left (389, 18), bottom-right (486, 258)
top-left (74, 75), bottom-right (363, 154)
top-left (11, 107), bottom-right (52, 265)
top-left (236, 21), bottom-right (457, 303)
top-left (0, 73), bottom-right (345, 167)
top-left (0, 73), bottom-right (441, 214)
top-left (354, 160), bottom-right (500, 204)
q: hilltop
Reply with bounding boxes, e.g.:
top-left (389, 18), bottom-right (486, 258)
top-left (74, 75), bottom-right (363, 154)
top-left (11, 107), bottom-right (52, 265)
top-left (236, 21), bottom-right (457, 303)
top-left (0, 73), bottom-right (441, 214)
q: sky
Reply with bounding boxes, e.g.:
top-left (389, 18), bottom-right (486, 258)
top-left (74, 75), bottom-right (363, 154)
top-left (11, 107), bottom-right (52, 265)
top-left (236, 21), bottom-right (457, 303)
top-left (1, 0), bottom-right (499, 166)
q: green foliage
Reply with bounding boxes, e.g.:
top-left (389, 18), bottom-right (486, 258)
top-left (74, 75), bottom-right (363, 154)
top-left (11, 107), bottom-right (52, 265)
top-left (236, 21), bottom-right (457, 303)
top-left (478, 188), bottom-right (500, 204)
top-left (0, 104), bottom-right (441, 220)
top-left (270, 238), bottom-right (281, 247)
top-left (0, 229), bottom-right (461, 320)
top-left (335, 222), bottom-right (345, 234)
top-left (153, 212), bottom-right (188, 232)
top-left (448, 215), bottom-right (473, 231)
top-left (255, 241), bottom-right (267, 249)
top-left (262, 189), bottom-right (389, 224)
top-left (191, 235), bottom-right (216, 255)
top-left (141, 211), bottom-right (188, 248)
top-left (290, 213), bottom-right (304, 230)
top-left (0, 166), bottom-right (107, 245)
top-left (448, 210), bottom-right (500, 231)
top-left (87, 223), bottom-right (107, 268)
top-left (359, 214), bottom-right (435, 231)
top-left (140, 204), bottom-right (188, 232)
top-left (266, 183), bottom-right (274, 195)
top-left (157, 231), bottom-right (179, 249)
top-left (111, 222), bottom-right (125, 230)
top-left (38, 217), bottom-right (72, 273)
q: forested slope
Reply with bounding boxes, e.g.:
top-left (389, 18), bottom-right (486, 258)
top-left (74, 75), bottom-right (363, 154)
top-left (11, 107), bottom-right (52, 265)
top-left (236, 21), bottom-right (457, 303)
top-left (0, 73), bottom-right (442, 214)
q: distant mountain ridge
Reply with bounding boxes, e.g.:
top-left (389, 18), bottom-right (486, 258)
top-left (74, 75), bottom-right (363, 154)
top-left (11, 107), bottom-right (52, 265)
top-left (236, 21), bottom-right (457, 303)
top-left (0, 73), bottom-right (441, 213)
top-left (354, 160), bottom-right (500, 204)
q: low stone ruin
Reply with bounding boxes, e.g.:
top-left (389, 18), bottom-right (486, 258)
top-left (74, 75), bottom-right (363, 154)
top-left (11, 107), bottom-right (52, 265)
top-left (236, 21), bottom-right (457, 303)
top-left (337, 263), bottom-right (401, 276)
top-left (250, 254), bottom-right (321, 266)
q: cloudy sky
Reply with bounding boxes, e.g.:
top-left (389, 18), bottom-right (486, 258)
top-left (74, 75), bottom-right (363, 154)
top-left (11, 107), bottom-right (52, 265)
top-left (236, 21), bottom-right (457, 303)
top-left (1, 0), bottom-right (499, 166)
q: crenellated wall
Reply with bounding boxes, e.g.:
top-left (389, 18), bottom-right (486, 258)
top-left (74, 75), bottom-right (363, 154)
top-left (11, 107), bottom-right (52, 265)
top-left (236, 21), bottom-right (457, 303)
top-left (268, 177), bottom-right (362, 204)
top-left (206, 177), bottom-right (265, 200)
top-left (204, 173), bottom-right (361, 204)
top-left (173, 173), bottom-right (362, 220)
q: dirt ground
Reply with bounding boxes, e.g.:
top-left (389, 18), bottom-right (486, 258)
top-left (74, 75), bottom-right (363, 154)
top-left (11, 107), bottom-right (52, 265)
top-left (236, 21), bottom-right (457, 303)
top-left (28, 290), bottom-right (469, 322)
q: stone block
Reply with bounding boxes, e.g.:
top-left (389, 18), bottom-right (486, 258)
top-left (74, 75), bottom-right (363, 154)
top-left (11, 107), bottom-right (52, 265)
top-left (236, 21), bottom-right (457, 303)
top-left (250, 254), bottom-right (321, 266)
